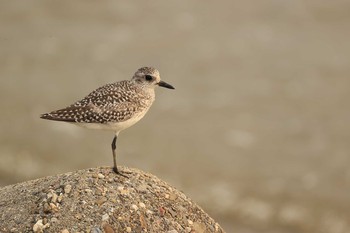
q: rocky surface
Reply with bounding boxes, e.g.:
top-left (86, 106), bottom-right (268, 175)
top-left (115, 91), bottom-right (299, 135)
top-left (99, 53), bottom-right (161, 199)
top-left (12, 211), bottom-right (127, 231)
top-left (0, 167), bottom-right (224, 233)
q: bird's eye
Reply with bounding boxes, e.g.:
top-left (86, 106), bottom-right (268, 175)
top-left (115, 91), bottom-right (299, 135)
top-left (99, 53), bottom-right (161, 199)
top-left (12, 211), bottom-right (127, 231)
top-left (145, 75), bottom-right (153, 81)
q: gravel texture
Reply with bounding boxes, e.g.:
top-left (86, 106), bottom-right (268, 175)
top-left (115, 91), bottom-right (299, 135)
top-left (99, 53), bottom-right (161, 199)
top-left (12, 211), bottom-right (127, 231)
top-left (0, 167), bottom-right (224, 233)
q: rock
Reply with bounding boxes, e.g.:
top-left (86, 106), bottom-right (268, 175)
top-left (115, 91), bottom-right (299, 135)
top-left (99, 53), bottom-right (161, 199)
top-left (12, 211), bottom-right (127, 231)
top-left (75, 213), bottom-right (82, 220)
top-left (64, 184), bottom-right (72, 194)
top-left (0, 167), bottom-right (225, 232)
top-left (139, 202), bottom-right (146, 208)
top-left (57, 194), bottom-right (63, 203)
top-left (91, 227), bottom-right (102, 233)
top-left (96, 197), bottom-right (107, 206)
top-left (85, 188), bottom-right (92, 193)
top-left (136, 183), bottom-right (148, 193)
top-left (103, 223), bottom-right (115, 233)
top-left (51, 217), bottom-right (59, 223)
top-left (131, 204), bottom-right (138, 211)
top-left (32, 220), bottom-right (43, 233)
top-left (49, 203), bottom-right (59, 212)
top-left (146, 209), bottom-right (153, 215)
top-left (167, 230), bottom-right (178, 233)
top-left (98, 173), bottom-right (105, 179)
top-left (43, 202), bottom-right (51, 213)
top-left (159, 206), bottom-right (166, 217)
top-left (47, 192), bottom-right (53, 200)
top-left (139, 214), bottom-right (147, 229)
top-left (193, 222), bottom-right (207, 233)
top-left (102, 213), bottom-right (109, 221)
top-left (51, 193), bottom-right (58, 203)
top-left (169, 193), bottom-right (177, 201)
top-left (32, 219), bottom-right (50, 233)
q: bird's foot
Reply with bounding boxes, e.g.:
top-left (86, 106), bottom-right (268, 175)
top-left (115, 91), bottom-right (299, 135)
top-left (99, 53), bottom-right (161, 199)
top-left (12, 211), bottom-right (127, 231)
top-left (113, 166), bottom-right (129, 178)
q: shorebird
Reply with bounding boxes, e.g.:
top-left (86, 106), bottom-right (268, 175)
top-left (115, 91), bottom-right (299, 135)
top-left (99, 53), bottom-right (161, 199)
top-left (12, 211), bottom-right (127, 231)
top-left (41, 67), bottom-right (174, 177)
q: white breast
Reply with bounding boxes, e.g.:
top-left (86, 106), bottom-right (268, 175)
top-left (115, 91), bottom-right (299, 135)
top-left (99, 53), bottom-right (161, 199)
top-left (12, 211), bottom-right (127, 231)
top-left (75, 106), bottom-right (151, 133)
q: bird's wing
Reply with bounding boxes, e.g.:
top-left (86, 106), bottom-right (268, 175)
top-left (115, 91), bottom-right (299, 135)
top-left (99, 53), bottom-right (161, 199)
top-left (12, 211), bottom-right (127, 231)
top-left (41, 82), bottom-right (146, 123)
top-left (40, 105), bottom-right (99, 123)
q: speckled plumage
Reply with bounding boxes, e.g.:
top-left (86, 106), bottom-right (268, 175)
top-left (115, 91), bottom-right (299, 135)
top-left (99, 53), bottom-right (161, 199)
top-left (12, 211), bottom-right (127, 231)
top-left (41, 67), bottom-right (174, 176)
top-left (41, 80), bottom-right (154, 124)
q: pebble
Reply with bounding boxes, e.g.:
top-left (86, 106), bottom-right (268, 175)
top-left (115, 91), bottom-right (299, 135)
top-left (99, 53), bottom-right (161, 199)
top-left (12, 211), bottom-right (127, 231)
top-left (91, 227), bottom-right (102, 233)
top-left (139, 202), bottom-right (146, 208)
top-left (136, 183), bottom-right (148, 193)
top-left (51, 217), bottom-right (58, 223)
top-left (192, 222), bottom-right (206, 233)
top-left (51, 192), bottom-right (58, 203)
top-left (169, 193), bottom-right (177, 201)
top-left (146, 210), bottom-right (154, 215)
top-left (50, 203), bottom-right (58, 212)
top-left (33, 220), bottom-right (50, 233)
top-left (33, 220), bottom-right (43, 232)
top-left (95, 189), bottom-right (102, 195)
top-left (139, 214), bottom-right (147, 229)
top-left (187, 219), bottom-right (193, 225)
top-left (103, 223), bottom-right (115, 233)
top-left (75, 213), bottom-right (82, 220)
top-left (168, 208), bottom-right (177, 217)
top-left (117, 186), bottom-right (129, 195)
top-left (57, 194), bottom-right (63, 203)
top-left (43, 203), bottom-right (51, 213)
top-left (185, 227), bottom-right (192, 233)
top-left (98, 173), bottom-right (105, 179)
top-left (126, 227), bottom-right (131, 232)
top-left (164, 194), bottom-right (170, 199)
top-left (167, 230), bottom-right (178, 233)
top-left (61, 229), bottom-right (69, 233)
top-left (159, 207), bottom-right (166, 217)
top-left (215, 223), bottom-right (220, 231)
top-left (131, 204), bottom-right (138, 211)
top-left (47, 192), bottom-right (53, 200)
top-left (64, 184), bottom-right (72, 194)
top-left (96, 197), bottom-right (107, 206)
top-left (120, 189), bottom-right (129, 195)
top-left (102, 213), bottom-right (109, 221)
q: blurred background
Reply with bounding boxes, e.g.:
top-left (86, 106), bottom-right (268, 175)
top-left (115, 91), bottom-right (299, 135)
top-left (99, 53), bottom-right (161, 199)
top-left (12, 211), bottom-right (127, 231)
top-left (1, 1), bottom-right (350, 232)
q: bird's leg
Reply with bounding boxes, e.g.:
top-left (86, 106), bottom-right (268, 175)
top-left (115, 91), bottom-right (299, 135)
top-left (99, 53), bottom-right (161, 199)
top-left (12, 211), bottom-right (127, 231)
top-left (111, 135), bottom-right (128, 178)
top-left (112, 135), bottom-right (117, 171)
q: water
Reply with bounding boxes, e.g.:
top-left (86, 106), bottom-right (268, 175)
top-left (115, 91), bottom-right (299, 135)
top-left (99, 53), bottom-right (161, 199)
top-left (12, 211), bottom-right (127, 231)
top-left (1, 1), bottom-right (350, 232)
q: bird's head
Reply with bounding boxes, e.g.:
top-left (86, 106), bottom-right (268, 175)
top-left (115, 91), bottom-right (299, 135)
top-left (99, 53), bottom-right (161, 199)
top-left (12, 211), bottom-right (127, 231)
top-left (132, 67), bottom-right (175, 90)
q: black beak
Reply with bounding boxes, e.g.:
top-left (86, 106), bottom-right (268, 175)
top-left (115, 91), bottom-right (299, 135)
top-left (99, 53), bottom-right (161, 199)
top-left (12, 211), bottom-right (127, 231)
top-left (158, 80), bottom-right (175, 89)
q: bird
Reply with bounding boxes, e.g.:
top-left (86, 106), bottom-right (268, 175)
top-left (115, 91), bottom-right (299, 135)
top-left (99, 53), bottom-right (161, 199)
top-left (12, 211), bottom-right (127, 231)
top-left (40, 67), bottom-right (174, 177)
